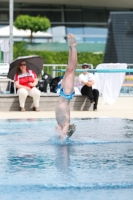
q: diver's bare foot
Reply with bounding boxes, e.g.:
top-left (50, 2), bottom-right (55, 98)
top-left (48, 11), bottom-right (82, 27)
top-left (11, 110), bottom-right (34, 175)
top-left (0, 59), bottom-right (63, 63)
top-left (67, 33), bottom-right (77, 47)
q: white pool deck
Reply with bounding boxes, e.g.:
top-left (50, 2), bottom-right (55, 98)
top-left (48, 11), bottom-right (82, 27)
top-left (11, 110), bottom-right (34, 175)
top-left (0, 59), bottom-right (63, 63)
top-left (0, 96), bottom-right (132, 120)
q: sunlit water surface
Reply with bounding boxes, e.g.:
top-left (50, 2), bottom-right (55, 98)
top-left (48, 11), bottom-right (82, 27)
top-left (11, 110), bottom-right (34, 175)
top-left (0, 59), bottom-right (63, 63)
top-left (0, 118), bottom-right (133, 200)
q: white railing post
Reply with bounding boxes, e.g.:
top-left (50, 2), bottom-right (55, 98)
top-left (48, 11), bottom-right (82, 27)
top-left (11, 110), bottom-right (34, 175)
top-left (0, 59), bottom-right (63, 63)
top-left (52, 65), bottom-right (56, 78)
top-left (9, 0), bottom-right (14, 63)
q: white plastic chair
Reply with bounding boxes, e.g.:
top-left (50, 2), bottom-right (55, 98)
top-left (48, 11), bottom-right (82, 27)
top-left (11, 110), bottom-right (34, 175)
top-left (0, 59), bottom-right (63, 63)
top-left (0, 63), bottom-right (9, 78)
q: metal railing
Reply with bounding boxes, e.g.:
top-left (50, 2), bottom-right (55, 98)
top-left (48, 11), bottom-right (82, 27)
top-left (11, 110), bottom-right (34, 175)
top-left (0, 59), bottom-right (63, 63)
top-left (43, 64), bottom-right (93, 77)
top-left (43, 64), bottom-right (133, 96)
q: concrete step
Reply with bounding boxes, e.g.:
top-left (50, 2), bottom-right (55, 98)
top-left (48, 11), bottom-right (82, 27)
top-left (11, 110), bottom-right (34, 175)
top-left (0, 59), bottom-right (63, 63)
top-left (0, 93), bottom-right (93, 111)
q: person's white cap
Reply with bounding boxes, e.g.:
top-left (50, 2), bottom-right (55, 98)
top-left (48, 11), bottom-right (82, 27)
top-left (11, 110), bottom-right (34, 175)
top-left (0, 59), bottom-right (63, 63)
top-left (82, 63), bottom-right (89, 68)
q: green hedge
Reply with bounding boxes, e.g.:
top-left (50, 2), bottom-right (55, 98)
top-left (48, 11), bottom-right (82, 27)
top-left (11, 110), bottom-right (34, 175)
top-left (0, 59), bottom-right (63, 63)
top-left (14, 42), bottom-right (104, 75)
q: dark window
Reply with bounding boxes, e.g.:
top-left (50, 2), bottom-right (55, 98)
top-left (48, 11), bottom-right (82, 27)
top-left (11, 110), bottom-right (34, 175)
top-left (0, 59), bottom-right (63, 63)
top-left (0, 3), bottom-right (8, 8)
top-left (48, 11), bottom-right (62, 22)
top-left (14, 10), bottom-right (61, 22)
top-left (0, 12), bottom-right (8, 22)
top-left (65, 11), bottom-right (82, 22)
top-left (82, 8), bottom-right (107, 22)
top-left (65, 5), bottom-right (81, 9)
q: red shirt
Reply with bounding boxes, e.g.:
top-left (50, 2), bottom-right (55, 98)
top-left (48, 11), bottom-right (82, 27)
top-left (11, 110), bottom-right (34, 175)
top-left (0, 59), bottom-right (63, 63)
top-left (14, 70), bottom-right (37, 88)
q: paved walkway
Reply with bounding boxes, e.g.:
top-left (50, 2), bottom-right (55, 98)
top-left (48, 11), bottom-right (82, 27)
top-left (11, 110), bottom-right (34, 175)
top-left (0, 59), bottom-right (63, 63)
top-left (0, 97), bottom-right (133, 119)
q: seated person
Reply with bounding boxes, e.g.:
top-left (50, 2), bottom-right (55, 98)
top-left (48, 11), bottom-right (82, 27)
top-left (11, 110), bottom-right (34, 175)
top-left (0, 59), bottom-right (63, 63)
top-left (14, 60), bottom-right (40, 112)
top-left (78, 63), bottom-right (99, 111)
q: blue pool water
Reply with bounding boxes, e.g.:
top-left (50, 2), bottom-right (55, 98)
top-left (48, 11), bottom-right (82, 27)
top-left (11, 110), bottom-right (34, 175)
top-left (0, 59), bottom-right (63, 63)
top-left (0, 118), bottom-right (133, 200)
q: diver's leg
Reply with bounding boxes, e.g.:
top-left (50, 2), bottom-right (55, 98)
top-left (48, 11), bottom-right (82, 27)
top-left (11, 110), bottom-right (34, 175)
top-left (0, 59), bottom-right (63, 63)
top-left (61, 34), bottom-right (77, 94)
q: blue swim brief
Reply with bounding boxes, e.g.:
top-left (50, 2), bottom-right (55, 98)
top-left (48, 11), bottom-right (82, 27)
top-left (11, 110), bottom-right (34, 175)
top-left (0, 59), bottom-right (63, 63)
top-left (59, 88), bottom-right (75, 101)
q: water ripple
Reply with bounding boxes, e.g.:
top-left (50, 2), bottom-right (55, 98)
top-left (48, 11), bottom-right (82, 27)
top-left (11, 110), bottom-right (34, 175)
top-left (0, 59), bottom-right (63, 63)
top-left (0, 182), bottom-right (133, 190)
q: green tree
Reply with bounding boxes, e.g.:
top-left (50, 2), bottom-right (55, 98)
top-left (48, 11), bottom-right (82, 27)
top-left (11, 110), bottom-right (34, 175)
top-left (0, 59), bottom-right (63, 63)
top-left (14, 15), bottom-right (51, 43)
